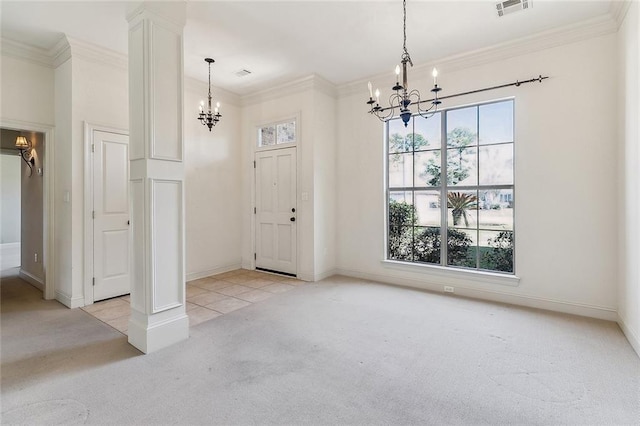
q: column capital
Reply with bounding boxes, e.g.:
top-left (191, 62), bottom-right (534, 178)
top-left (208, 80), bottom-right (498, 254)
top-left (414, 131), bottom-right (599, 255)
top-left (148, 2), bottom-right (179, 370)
top-left (126, 1), bottom-right (186, 30)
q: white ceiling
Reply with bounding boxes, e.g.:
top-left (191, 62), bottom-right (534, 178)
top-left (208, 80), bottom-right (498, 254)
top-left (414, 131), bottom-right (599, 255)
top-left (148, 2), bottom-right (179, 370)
top-left (1, 1), bottom-right (614, 95)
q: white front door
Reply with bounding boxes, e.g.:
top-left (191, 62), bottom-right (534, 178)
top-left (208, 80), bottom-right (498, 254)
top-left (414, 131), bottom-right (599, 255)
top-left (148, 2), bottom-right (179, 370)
top-left (255, 147), bottom-right (297, 275)
top-left (93, 130), bottom-right (130, 301)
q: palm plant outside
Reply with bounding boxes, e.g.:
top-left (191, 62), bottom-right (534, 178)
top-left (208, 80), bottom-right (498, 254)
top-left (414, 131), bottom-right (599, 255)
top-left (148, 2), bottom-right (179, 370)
top-left (447, 192), bottom-right (478, 227)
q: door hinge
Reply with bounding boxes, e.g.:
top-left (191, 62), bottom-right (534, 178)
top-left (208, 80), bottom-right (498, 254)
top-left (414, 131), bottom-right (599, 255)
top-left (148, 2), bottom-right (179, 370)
top-left (254, 207), bottom-right (256, 214)
top-left (92, 211), bottom-right (95, 219)
top-left (92, 277), bottom-right (95, 286)
top-left (91, 144), bottom-right (95, 153)
top-left (254, 253), bottom-right (257, 260)
top-left (253, 160), bottom-right (256, 169)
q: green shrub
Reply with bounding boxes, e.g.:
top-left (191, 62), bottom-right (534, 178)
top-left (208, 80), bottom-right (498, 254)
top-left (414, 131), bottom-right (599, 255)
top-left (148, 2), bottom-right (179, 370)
top-left (481, 231), bottom-right (513, 272)
top-left (414, 227), bottom-right (473, 265)
top-left (388, 200), bottom-right (474, 266)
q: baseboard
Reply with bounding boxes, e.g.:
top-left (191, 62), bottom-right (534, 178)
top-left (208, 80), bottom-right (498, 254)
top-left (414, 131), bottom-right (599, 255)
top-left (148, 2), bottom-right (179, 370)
top-left (128, 311), bottom-right (189, 354)
top-left (314, 268), bottom-right (337, 282)
top-left (335, 267), bottom-right (618, 322)
top-left (18, 269), bottom-right (44, 291)
top-left (55, 290), bottom-right (85, 309)
top-left (617, 314), bottom-right (640, 358)
top-left (186, 262), bottom-right (242, 282)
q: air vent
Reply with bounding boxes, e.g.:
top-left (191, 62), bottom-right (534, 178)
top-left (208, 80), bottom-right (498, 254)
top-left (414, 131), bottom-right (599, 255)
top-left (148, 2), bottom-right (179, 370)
top-left (496, 0), bottom-right (530, 17)
top-left (235, 69), bottom-right (252, 77)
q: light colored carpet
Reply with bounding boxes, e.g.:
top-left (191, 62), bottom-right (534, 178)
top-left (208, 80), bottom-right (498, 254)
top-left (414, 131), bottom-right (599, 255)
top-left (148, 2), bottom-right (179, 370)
top-left (1, 271), bottom-right (639, 425)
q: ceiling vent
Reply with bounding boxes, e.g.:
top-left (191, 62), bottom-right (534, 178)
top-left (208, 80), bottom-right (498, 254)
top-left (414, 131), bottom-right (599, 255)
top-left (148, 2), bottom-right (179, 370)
top-left (496, 0), bottom-right (531, 17)
top-left (235, 69), bottom-right (252, 77)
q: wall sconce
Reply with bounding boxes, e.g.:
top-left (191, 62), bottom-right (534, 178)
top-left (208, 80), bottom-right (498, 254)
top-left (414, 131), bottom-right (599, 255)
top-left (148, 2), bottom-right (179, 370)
top-left (15, 136), bottom-right (35, 176)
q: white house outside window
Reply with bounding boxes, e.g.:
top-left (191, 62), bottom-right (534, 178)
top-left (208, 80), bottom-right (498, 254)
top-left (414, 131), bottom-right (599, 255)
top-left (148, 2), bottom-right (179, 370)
top-left (386, 99), bottom-right (515, 273)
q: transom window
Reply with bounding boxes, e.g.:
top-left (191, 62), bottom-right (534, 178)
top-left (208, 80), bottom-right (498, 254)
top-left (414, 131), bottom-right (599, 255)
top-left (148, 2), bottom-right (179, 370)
top-left (386, 99), bottom-right (515, 273)
top-left (258, 119), bottom-right (296, 147)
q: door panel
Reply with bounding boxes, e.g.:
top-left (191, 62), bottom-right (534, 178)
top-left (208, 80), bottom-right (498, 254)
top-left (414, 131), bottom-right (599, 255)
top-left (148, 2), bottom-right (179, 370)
top-left (103, 142), bottom-right (128, 214)
top-left (93, 130), bottom-right (130, 301)
top-left (255, 147), bottom-right (297, 275)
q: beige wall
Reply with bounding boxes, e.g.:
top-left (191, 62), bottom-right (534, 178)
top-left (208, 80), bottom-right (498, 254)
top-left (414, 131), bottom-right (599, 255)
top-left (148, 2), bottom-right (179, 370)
top-left (1, 153), bottom-right (21, 244)
top-left (240, 80), bottom-right (338, 282)
top-left (618, 1), bottom-right (640, 356)
top-left (0, 55), bottom-right (55, 126)
top-left (0, 128), bottom-right (45, 282)
top-left (336, 32), bottom-right (620, 320)
top-left (19, 131), bottom-right (45, 282)
top-left (184, 79), bottom-right (243, 280)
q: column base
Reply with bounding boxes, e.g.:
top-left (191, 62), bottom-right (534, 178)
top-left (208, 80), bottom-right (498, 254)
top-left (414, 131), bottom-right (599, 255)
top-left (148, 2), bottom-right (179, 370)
top-left (128, 311), bottom-right (189, 354)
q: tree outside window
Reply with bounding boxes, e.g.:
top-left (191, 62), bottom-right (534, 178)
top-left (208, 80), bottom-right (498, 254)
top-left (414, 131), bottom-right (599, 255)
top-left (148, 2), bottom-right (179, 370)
top-left (386, 100), bottom-right (514, 274)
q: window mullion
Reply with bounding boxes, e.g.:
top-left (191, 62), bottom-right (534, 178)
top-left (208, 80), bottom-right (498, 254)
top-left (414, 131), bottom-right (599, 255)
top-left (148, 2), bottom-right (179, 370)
top-left (475, 107), bottom-right (480, 269)
top-left (440, 111), bottom-right (447, 266)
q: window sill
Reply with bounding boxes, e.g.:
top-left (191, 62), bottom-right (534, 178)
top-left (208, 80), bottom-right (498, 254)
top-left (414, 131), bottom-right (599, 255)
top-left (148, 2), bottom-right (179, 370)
top-left (381, 260), bottom-right (521, 287)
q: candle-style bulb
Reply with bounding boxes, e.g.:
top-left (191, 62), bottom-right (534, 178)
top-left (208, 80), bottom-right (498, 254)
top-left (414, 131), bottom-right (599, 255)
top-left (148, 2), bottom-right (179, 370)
top-left (200, 100), bottom-right (205, 106)
top-left (395, 65), bottom-right (400, 76)
top-left (368, 81), bottom-right (373, 98)
top-left (375, 89), bottom-right (380, 103)
top-left (432, 67), bottom-right (438, 85)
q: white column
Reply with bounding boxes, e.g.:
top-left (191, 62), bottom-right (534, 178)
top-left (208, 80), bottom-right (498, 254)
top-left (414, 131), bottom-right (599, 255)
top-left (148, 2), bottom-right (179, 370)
top-left (126, 2), bottom-right (188, 353)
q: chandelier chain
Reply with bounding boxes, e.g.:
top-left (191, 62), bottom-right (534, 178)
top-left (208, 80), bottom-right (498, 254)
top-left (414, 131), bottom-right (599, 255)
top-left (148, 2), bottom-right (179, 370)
top-left (208, 60), bottom-right (212, 98)
top-left (402, 0), bottom-right (407, 56)
top-left (401, 0), bottom-right (411, 65)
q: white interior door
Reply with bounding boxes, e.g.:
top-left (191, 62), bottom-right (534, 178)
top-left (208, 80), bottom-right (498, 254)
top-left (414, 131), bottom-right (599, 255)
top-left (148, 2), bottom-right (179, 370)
top-left (255, 147), bottom-right (297, 275)
top-left (93, 130), bottom-right (130, 301)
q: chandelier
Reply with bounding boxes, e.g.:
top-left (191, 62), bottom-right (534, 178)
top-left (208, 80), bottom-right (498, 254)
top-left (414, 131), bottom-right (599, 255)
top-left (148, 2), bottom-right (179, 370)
top-left (367, 0), bottom-right (442, 127)
top-left (197, 58), bottom-right (222, 131)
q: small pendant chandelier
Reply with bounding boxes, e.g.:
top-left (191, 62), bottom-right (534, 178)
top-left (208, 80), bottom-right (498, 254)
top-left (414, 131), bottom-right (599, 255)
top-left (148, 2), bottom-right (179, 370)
top-left (197, 58), bottom-right (222, 131)
top-left (367, 0), bottom-right (442, 127)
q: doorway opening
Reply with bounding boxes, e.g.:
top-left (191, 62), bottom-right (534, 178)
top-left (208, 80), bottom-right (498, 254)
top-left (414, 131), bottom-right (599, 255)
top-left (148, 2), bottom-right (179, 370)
top-left (0, 128), bottom-right (46, 294)
top-left (83, 124), bottom-right (131, 304)
top-left (254, 146), bottom-right (298, 277)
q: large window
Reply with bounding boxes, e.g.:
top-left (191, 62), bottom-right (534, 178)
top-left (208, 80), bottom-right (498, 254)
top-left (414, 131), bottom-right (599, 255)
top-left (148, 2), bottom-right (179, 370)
top-left (387, 99), bottom-right (514, 273)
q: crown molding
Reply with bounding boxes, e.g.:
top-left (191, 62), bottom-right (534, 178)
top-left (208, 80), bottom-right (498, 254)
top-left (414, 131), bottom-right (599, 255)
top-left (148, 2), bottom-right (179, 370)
top-left (610, 0), bottom-right (633, 28)
top-left (338, 14), bottom-right (619, 98)
top-left (50, 36), bottom-right (72, 68)
top-left (0, 38), bottom-right (53, 68)
top-left (184, 76), bottom-right (242, 108)
top-left (2, 35), bottom-right (128, 71)
top-left (65, 36), bottom-right (128, 70)
top-left (240, 74), bottom-right (338, 107)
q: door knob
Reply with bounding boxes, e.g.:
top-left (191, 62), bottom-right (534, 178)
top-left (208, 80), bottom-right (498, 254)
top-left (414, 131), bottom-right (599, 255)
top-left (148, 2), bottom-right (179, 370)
top-left (290, 217), bottom-right (296, 222)
top-left (291, 208), bottom-right (296, 213)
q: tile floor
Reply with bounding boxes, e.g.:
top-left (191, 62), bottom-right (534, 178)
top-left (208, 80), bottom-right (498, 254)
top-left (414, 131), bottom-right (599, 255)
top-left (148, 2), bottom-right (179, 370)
top-left (81, 269), bottom-right (303, 334)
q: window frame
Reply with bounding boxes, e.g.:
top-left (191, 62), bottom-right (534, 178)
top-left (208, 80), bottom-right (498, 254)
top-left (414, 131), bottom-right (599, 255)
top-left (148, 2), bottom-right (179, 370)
top-left (256, 117), bottom-right (297, 151)
top-left (385, 98), bottom-right (517, 276)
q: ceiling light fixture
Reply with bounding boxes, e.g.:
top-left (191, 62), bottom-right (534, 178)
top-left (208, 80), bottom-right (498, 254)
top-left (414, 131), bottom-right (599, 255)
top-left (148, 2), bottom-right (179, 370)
top-left (15, 136), bottom-right (35, 176)
top-left (197, 58), bottom-right (222, 131)
top-left (367, 0), bottom-right (442, 127)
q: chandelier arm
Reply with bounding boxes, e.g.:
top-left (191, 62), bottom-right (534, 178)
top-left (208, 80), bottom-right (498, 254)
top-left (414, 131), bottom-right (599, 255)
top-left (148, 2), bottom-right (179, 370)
top-left (388, 92), bottom-right (403, 108)
top-left (370, 95), bottom-right (398, 121)
top-left (371, 106), bottom-right (396, 122)
top-left (416, 105), bottom-right (438, 120)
